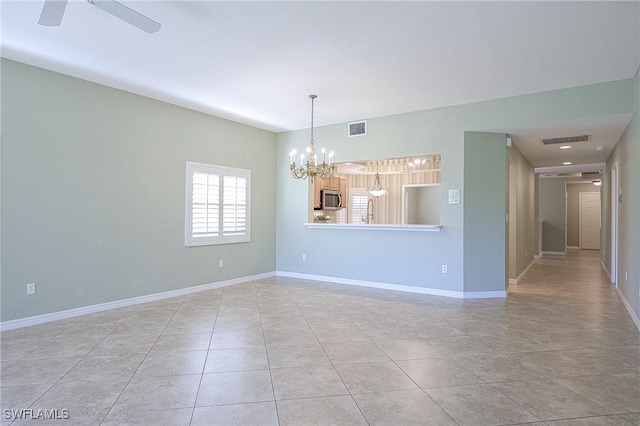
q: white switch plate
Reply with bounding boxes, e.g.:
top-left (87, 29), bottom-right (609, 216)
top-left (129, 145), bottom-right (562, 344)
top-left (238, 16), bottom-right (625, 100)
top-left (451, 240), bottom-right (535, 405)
top-left (448, 189), bottom-right (461, 204)
top-left (27, 283), bottom-right (36, 295)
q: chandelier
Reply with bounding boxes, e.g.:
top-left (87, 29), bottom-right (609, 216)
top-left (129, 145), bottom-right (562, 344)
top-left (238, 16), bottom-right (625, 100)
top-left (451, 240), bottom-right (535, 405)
top-left (367, 161), bottom-right (387, 197)
top-left (289, 95), bottom-right (335, 183)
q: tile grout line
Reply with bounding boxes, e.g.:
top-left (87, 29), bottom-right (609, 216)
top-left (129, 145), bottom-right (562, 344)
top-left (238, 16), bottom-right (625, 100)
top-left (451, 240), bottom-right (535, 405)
top-left (187, 288), bottom-right (222, 426)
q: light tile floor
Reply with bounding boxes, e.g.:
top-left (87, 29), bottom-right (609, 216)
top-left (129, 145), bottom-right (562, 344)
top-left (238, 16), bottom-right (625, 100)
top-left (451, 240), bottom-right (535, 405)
top-left (1, 249), bottom-right (639, 425)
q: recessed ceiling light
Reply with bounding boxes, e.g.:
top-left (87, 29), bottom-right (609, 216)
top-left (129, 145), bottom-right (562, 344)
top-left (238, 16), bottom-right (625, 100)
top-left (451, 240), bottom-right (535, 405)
top-left (560, 145), bottom-right (572, 149)
top-left (563, 162), bottom-right (572, 165)
top-left (596, 146), bottom-right (604, 151)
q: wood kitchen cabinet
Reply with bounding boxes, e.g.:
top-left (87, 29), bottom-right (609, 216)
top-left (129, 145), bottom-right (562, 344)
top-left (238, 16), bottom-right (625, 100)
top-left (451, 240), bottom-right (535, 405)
top-left (313, 175), bottom-right (346, 209)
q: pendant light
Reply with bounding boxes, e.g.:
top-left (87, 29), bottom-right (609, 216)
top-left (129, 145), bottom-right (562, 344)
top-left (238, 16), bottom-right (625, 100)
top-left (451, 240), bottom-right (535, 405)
top-left (368, 161), bottom-right (387, 197)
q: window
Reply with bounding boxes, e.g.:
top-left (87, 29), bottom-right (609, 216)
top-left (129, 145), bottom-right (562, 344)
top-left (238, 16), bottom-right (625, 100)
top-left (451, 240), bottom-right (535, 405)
top-left (185, 161), bottom-right (250, 246)
top-left (349, 188), bottom-right (369, 224)
top-left (336, 207), bottom-right (346, 224)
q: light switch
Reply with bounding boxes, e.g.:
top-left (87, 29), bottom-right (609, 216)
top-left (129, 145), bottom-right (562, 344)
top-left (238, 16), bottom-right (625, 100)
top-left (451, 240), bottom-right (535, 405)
top-left (448, 189), bottom-right (461, 204)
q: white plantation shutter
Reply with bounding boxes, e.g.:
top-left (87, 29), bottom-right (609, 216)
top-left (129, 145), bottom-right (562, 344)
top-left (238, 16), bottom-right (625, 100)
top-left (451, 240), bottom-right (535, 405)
top-left (337, 207), bottom-right (346, 224)
top-left (222, 176), bottom-right (247, 236)
top-left (186, 162), bottom-right (250, 246)
top-left (191, 172), bottom-right (220, 237)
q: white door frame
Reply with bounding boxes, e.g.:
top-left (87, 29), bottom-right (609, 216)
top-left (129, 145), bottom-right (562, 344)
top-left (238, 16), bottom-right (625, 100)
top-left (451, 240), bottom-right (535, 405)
top-left (564, 180), bottom-right (568, 253)
top-left (611, 162), bottom-right (618, 286)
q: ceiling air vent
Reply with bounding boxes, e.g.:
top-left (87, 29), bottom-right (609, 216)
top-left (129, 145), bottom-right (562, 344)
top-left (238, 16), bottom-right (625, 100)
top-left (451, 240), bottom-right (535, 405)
top-left (582, 172), bottom-right (601, 180)
top-left (541, 134), bottom-right (591, 145)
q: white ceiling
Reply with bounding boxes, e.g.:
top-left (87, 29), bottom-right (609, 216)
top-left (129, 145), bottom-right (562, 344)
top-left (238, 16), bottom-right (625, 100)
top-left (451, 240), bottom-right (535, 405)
top-left (2, 1), bottom-right (639, 170)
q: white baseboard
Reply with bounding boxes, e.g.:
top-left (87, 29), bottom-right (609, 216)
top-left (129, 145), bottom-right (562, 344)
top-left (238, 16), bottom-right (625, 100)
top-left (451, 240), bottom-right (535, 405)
top-left (0, 270), bottom-right (512, 332)
top-left (600, 259), bottom-right (612, 281)
top-left (509, 259), bottom-right (535, 286)
top-left (567, 246), bottom-right (580, 250)
top-left (0, 272), bottom-right (275, 332)
top-left (541, 251), bottom-right (567, 256)
top-left (276, 271), bottom-right (507, 299)
top-left (615, 287), bottom-right (640, 332)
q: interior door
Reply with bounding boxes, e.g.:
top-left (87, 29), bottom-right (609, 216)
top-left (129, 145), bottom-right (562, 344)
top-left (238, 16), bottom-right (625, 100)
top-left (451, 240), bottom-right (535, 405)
top-left (580, 192), bottom-right (601, 250)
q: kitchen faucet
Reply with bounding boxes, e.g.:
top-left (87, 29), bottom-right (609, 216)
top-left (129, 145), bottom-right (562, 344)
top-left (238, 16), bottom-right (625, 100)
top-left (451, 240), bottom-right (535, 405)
top-left (363, 198), bottom-right (374, 224)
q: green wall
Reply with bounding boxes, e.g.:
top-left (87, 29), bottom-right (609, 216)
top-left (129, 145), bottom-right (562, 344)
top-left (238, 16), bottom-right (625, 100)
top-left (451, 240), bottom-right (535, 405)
top-left (276, 79), bottom-right (634, 295)
top-left (463, 132), bottom-right (507, 293)
top-left (538, 178), bottom-right (567, 253)
top-left (2, 57), bottom-right (637, 323)
top-left (1, 59), bottom-right (277, 322)
top-left (507, 143), bottom-right (536, 280)
top-left (603, 68), bottom-right (640, 321)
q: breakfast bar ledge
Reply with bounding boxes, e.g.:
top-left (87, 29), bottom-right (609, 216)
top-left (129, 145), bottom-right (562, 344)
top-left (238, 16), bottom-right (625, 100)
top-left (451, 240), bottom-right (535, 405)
top-left (303, 223), bottom-right (443, 231)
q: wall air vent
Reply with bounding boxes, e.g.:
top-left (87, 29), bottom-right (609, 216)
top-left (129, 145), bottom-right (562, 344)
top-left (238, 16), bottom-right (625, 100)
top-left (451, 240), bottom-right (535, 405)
top-left (348, 120), bottom-right (366, 137)
top-left (541, 135), bottom-right (591, 145)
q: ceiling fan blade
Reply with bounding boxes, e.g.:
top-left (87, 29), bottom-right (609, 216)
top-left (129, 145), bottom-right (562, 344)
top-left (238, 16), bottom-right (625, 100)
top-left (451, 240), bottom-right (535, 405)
top-left (88, 0), bottom-right (161, 33)
top-left (38, 0), bottom-right (68, 26)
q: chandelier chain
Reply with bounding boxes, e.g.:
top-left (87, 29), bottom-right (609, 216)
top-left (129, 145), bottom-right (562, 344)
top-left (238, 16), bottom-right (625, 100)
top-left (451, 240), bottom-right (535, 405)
top-left (310, 94), bottom-right (315, 145)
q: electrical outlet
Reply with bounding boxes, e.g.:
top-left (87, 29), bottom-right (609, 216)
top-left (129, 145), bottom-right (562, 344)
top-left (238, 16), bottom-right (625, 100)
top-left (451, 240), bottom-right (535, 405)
top-left (219, 259), bottom-right (224, 268)
top-left (441, 265), bottom-right (448, 274)
top-left (302, 254), bottom-right (307, 262)
top-left (27, 283), bottom-right (36, 295)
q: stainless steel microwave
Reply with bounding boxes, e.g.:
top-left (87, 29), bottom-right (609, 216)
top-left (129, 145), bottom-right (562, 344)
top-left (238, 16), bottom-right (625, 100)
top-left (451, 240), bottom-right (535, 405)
top-left (321, 190), bottom-right (343, 210)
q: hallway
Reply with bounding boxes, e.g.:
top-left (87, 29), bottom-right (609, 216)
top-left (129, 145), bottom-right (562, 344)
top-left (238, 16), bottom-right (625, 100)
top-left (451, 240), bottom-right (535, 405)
top-left (1, 250), bottom-right (639, 425)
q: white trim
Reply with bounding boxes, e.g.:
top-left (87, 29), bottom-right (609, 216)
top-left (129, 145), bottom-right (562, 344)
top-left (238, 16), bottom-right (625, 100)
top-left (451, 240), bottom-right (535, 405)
top-left (518, 260), bottom-right (534, 281)
top-left (541, 250), bottom-right (567, 256)
top-left (347, 120), bottom-right (367, 137)
top-left (600, 259), bottom-right (611, 281)
top-left (567, 246), bottom-right (581, 249)
top-left (185, 161), bottom-right (251, 247)
top-left (303, 223), bottom-right (442, 232)
top-left (509, 259), bottom-right (535, 285)
top-left (276, 271), bottom-right (506, 299)
top-left (565, 179), bottom-right (568, 257)
top-left (0, 272), bottom-right (275, 332)
top-left (611, 161), bottom-right (619, 285)
top-left (615, 287), bottom-right (640, 332)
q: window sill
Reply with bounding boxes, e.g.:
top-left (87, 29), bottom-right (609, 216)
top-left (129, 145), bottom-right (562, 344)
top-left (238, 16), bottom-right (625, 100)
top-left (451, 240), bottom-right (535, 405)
top-left (303, 223), bottom-right (442, 232)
